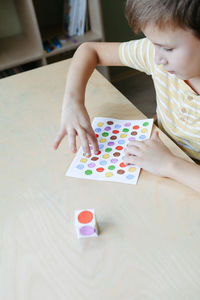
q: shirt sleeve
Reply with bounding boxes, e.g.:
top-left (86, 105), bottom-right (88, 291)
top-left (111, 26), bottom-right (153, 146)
top-left (119, 38), bottom-right (155, 75)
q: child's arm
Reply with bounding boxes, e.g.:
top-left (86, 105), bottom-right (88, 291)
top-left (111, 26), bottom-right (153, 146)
top-left (53, 42), bottom-right (122, 156)
top-left (124, 131), bottom-right (200, 193)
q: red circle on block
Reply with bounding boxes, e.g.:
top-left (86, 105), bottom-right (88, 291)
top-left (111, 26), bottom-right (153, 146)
top-left (120, 162), bottom-right (126, 168)
top-left (133, 125), bottom-right (139, 130)
top-left (116, 146), bottom-right (123, 150)
top-left (78, 210), bottom-right (93, 224)
top-left (96, 167), bottom-right (104, 172)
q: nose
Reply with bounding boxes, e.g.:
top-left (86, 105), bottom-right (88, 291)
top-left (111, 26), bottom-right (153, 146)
top-left (154, 46), bottom-right (167, 65)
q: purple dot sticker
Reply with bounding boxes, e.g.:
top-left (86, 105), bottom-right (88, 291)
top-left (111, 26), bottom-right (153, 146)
top-left (128, 137), bottom-right (136, 141)
top-left (118, 140), bottom-right (125, 145)
top-left (80, 226), bottom-right (95, 236)
top-left (88, 163), bottom-right (96, 168)
top-left (124, 122), bottom-right (131, 127)
top-left (104, 126), bottom-right (111, 131)
top-left (139, 135), bottom-right (146, 140)
top-left (95, 128), bottom-right (101, 133)
top-left (108, 141), bottom-right (115, 146)
top-left (111, 158), bottom-right (118, 163)
top-left (89, 145), bottom-right (93, 150)
top-left (76, 164), bottom-right (84, 170)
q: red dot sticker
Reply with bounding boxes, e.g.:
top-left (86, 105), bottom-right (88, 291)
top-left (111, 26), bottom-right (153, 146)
top-left (96, 167), bottom-right (104, 172)
top-left (116, 146), bottom-right (123, 150)
top-left (96, 134), bottom-right (99, 138)
top-left (78, 210), bottom-right (93, 224)
top-left (120, 162), bottom-right (126, 168)
top-left (112, 130), bottom-right (119, 134)
top-left (133, 125), bottom-right (139, 130)
top-left (96, 151), bottom-right (101, 155)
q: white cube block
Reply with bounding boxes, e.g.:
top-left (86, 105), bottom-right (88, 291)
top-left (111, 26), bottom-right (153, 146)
top-left (74, 209), bottom-right (98, 238)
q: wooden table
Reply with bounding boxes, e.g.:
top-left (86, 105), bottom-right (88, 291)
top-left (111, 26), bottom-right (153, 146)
top-left (1, 59), bottom-right (200, 300)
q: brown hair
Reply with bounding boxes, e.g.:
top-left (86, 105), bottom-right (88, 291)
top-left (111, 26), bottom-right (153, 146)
top-left (125, 0), bottom-right (200, 38)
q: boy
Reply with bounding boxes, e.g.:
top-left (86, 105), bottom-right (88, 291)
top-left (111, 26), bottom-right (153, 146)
top-left (54, 0), bottom-right (200, 193)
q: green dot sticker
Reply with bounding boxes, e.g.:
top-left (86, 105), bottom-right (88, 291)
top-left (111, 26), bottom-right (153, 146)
top-left (143, 122), bottom-right (149, 127)
top-left (85, 170), bottom-right (92, 175)
top-left (108, 165), bottom-right (115, 170)
top-left (105, 148), bottom-right (112, 152)
top-left (102, 132), bottom-right (109, 137)
top-left (123, 128), bottom-right (129, 132)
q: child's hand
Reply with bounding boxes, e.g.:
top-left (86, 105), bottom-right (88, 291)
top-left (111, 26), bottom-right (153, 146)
top-left (124, 131), bottom-right (175, 177)
top-left (53, 101), bottom-right (99, 157)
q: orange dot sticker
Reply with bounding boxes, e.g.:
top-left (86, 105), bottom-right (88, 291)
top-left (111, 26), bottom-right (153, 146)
top-left (133, 125), bottom-right (139, 130)
top-left (78, 210), bottom-right (93, 224)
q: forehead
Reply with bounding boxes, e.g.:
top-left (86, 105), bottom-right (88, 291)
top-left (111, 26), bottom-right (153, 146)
top-left (143, 24), bottom-right (198, 47)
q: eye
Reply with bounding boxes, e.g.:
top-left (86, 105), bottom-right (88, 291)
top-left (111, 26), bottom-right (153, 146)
top-left (164, 48), bottom-right (173, 52)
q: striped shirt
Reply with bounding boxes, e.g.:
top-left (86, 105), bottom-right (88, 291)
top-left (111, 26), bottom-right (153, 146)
top-left (119, 38), bottom-right (200, 160)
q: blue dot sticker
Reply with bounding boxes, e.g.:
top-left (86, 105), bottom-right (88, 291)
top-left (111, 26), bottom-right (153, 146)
top-left (126, 174), bottom-right (134, 180)
top-left (100, 160), bottom-right (107, 165)
top-left (114, 124), bottom-right (121, 129)
top-left (95, 128), bottom-right (101, 133)
top-left (139, 135), bottom-right (146, 140)
top-left (118, 140), bottom-right (125, 145)
top-left (76, 164), bottom-right (84, 170)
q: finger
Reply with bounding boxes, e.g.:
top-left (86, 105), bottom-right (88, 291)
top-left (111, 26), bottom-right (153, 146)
top-left (87, 131), bottom-right (99, 154)
top-left (67, 128), bottom-right (77, 153)
top-left (77, 128), bottom-right (91, 157)
top-left (151, 130), bottom-right (160, 141)
top-left (53, 128), bottom-right (66, 150)
top-left (124, 154), bottom-right (137, 165)
top-left (126, 145), bottom-right (141, 156)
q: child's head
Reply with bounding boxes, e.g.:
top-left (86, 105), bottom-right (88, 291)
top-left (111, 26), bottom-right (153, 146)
top-left (125, 0), bottom-right (200, 39)
top-left (125, 0), bottom-right (200, 81)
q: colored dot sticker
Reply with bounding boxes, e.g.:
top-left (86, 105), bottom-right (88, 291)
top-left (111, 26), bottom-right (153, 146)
top-left (96, 134), bottom-right (99, 138)
top-left (96, 167), bottom-right (104, 172)
top-left (114, 124), bottom-right (121, 129)
top-left (76, 164), bottom-right (84, 170)
top-left (126, 174), bottom-right (134, 180)
top-left (95, 128), bottom-right (101, 133)
top-left (124, 122), bottom-right (131, 127)
top-left (105, 172), bottom-right (113, 178)
top-left (108, 165), bottom-right (115, 170)
top-left (102, 132), bottom-right (109, 137)
top-left (102, 154), bottom-right (110, 159)
top-left (120, 134), bottom-right (127, 138)
top-left (85, 170), bottom-right (92, 175)
top-left (97, 122), bottom-right (104, 127)
top-left (78, 210), bottom-right (93, 224)
top-left (141, 128), bottom-right (148, 133)
top-left (112, 130), bottom-right (119, 134)
top-left (80, 158), bottom-right (87, 163)
top-left (99, 144), bottom-right (104, 150)
top-left (120, 162), bottom-right (126, 168)
top-left (131, 131), bottom-right (137, 136)
top-left (117, 169), bottom-right (125, 175)
top-left (123, 128), bottom-right (129, 132)
top-left (111, 158), bottom-right (118, 163)
top-left (139, 135), bottom-right (146, 140)
top-left (116, 146), bottom-right (123, 150)
top-left (105, 147), bottom-right (112, 152)
top-left (118, 140), bottom-right (125, 145)
top-left (91, 156), bottom-right (99, 161)
top-left (143, 122), bottom-right (149, 126)
top-left (100, 160), bottom-right (107, 165)
top-left (110, 136), bottom-right (117, 140)
top-left (100, 138), bottom-right (106, 143)
top-left (88, 163), bottom-right (96, 168)
top-left (80, 226), bottom-right (95, 236)
top-left (128, 137), bottom-right (136, 141)
top-left (129, 167), bottom-right (136, 172)
top-left (108, 141), bottom-right (115, 146)
top-left (133, 125), bottom-right (139, 130)
top-left (107, 121), bottom-right (114, 125)
top-left (104, 126), bottom-right (111, 131)
top-left (113, 152), bottom-right (120, 157)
